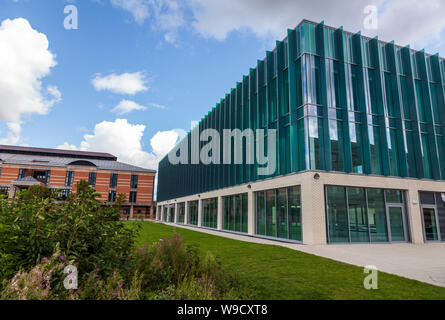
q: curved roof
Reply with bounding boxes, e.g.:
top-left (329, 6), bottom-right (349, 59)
top-left (0, 153), bottom-right (155, 173)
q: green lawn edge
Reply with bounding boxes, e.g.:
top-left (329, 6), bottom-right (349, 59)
top-left (130, 221), bottom-right (445, 300)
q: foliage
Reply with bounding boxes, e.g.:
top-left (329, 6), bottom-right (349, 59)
top-left (0, 186), bottom-right (251, 300)
top-left (17, 185), bottom-right (54, 202)
top-left (131, 233), bottom-right (252, 300)
top-left (0, 180), bottom-right (139, 290)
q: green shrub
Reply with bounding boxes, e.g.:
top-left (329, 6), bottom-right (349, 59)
top-left (0, 180), bottom-right (139, 289)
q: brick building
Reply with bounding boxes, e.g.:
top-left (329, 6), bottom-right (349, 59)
top-left (0, 145), bottom-right (156, 219)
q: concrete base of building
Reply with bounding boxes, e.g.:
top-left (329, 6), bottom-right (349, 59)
top-left (156, 171), bottom-right (445, 245)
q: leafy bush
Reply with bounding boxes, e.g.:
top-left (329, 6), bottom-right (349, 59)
top-left (0, 182), bottom-right (252, 300)
top-left (131, 233), bottom-right (253, 300)
top-left (0, 181), bottom-right (138, 290)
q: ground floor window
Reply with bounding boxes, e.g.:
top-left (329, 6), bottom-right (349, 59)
top-left (419, 192), bottom-right (445, 242)
top-left (188, 201), bottom-right (198, 226)
top-left (202, 198), bottom-right (218, 229)
top-left (255, 186), bottom-right (302, 242)
top-left (177, 202), bottom-right (185, 224)
top-left (0, 186), bottom-right (10, 197)
top-left (326, 186), bottom-right (409, 243)
top-left (223, 193), bottom-right (248, 233)
top-left (162, 204), bottom-right (174, 222)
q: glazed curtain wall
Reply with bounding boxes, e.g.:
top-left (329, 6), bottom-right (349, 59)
top-left (157, 21), bottom-right (445, 202)
top-left (177, 202), bottom-right (185, 224)
top-left (187, 200), bottom-right (199, 226)
top-left (326, 186), bottom-right (408, 243)
top-left (223, 193), bottom-right (248, 233)
top-left (202, 198), bottom-right (218, 229)
top-left (255, 186), bottom-right (302, 242)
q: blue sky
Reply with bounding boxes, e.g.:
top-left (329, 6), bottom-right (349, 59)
top-left (0, 0), bottom-right (444, 171)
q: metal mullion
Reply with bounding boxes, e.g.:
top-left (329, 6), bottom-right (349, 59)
top-left (286, 188), bottom-right (290, 240)
top-left (434, 193), bottom-right (442, 242)
top-left (384, 190), bottom-right (393, 242)
top-left (275, 189), bottom-right (278, 238)
top-left (345, 187), bottom-right (351, 243)
top-left (365, 188), bottom-right (371, 243)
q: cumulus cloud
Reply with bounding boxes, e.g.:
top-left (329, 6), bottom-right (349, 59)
top-left (108, 0), bottom-right (444, 52)
top-left (110, 0), bottom-right (185, 44)
top-left (57, 119), bottom-right (186, 170)
top-left (92, 72), bottom-right (148, 95)
top-left (111, 100), bottom-right (147, 115)
top-left (110, 0), bottom-right (150, 24)
top-left (0, 18), bottom-right (60, 144)
top-left (375, 0), bottom-right (445, 47)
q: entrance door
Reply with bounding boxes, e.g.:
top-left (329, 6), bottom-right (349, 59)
top-left (421, 206), bottom-right (440, 241)
top-left (386, 205), bottom-right (407, 242)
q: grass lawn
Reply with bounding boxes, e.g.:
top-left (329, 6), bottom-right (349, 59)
top-left (132, 221), bottom-right (445, 300)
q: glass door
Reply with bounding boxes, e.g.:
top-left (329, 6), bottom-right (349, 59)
top-left (421, 206), bottom-right (440, 241)
top-left (386, 205), bottom-right (407, 242)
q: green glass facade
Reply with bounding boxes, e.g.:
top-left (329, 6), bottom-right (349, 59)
top-left (202, 198), bottom-right (218, 229)
top-left (255, 186), bottom-right (302, 241)
top-left (326, 186), bottom-right (408, 243)
top-left (187, 200), bottom-right (199, 226)
top-left (157, 20), bottom-right (445, 204)
top-left (223, 193), bottom-right (248, 233)
top-left (176, 202), bottom-right (185, 224)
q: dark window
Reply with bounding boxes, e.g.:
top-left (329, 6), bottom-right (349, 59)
top-left (44, 170), bottom-right (51, 185)
top-left (109, 173), bottom-right (118, 188)
top-left (65, 171), bottom-right (74, 187)
top-left (108, 190), bottom-right (116, 203)
top-left (0, 186), bottom-right (10, 197)
top-left (89, 172), bottom-right (97, 187)
top-left (18, 168), bottom-right (26, 179)
top-left (54, 189), bottom-right (71, 201)
top-left (130, 175), bottom-right (138, 189)
top-left (129, 191), bottom-right (137, 203)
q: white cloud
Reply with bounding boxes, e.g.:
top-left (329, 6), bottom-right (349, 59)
top-left (110, 0), bottom-right (150, 24)
top-left (148, 103), bottom-right (166, 109)
top-left (0, 18), bottom-right (60, 144)
top-left (110, 0), bottom-right (185, 44)
top-left (188, 0), bottom-right (382, 41)
top-left (187, 0), bottom-right (445, 52)
top-left (92, 72), bottom-right (148, 95)
top-left (57, 119), bottom-right (186, 170)
top-left (111, 99), bottom-right (147, 115)
top-left (375, 0), bottom-right (445, 48)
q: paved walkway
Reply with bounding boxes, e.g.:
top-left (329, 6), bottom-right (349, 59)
top-left (161, 222), bottom-right (445, 288)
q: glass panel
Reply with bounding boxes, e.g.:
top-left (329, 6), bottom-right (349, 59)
top-left (329, 120), bottom-right (345, 172)
top-left (350, 122), bottom-right (364, 173)
top-left (288, 186), bottom-right (302, 241)
top-left (367, 188), bottom-right (388, 242)
top-left (419, 191), bottom-right (436, 205)
top-left (235, 195), bottom-right (242, 232)
top-left (386, 189), bottom-right (403, 203)
top-left (277, 188), bottom-right (288, 239)
top-left (423, 208), bottom-right (438, 241)
top-left (327, 186), bottom-right (349, 243)
top-left (256, 192), bottom-right (266, 235)
top-left (348, 188), bottom-right (369, 242)
top-left (242, 194), bottom-right (248, 233)
top-left (266, 190), bottom-right (277, 237)
top-left (389, 207), bottom-right (405, 241)
top-left (436, 193), bottom-right (445, 241)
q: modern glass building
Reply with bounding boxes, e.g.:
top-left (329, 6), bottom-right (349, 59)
top-left (156, 20), bottom-right (445, 245)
